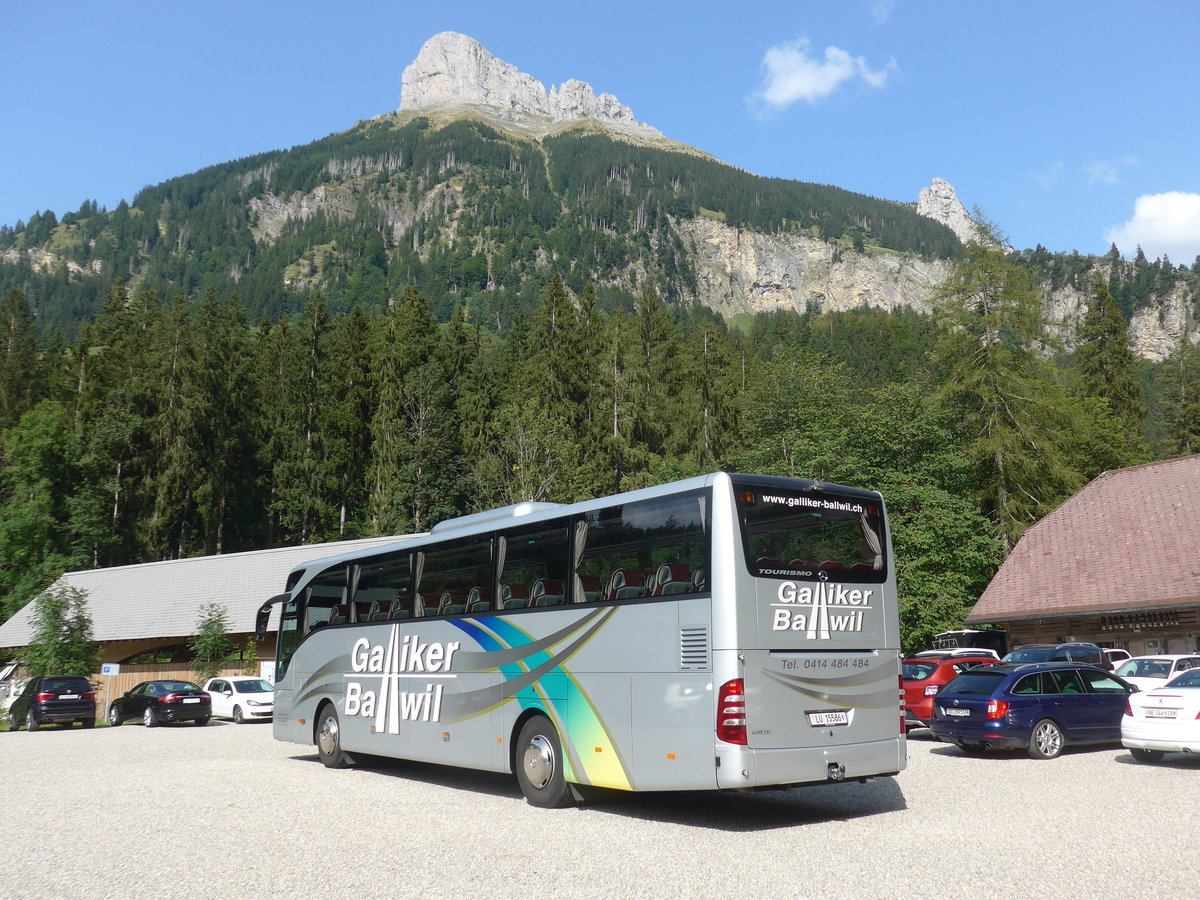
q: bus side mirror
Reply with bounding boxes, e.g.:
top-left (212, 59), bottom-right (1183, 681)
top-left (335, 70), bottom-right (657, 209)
top-left (256, 593), bottom-right (289, 641)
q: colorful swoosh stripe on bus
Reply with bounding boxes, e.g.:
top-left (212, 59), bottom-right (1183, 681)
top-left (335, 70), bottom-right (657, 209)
top-left (450, 609), bottom-right (633, 791)
top-left (762, 666), bottom-right (897, 709)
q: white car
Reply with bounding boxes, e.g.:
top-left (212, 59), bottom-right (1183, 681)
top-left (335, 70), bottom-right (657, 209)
top-left (1103, 648), bottom-right (1132, 668)
top-left (1122, 667), bottom-right (1200, 762)
top-left (203, 676), bottom-right (274, 723)
top-left (1114, 654), bottom-right (1200, 691)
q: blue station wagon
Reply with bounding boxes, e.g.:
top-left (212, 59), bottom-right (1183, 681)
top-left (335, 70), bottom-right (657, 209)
top-left (929, 662), bottom-right (1136, 759)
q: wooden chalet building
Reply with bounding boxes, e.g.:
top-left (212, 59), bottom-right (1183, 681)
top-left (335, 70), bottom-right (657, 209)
top-left (967, 455), bottom-right (1200, 655)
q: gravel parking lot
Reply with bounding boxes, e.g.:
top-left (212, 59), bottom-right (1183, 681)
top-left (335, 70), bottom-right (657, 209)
top-left (1, 722), bottom-right (1197, 899)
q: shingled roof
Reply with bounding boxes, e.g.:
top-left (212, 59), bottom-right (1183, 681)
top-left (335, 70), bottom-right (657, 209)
top-left (967, 455), bottom-right (1200, 623)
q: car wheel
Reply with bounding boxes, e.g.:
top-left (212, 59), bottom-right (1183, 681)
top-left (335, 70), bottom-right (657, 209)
top-left (232, 706), bottom-right (244, 724)
top-left (957, 742), bottom-right (988, 756)
top-left (25, 710), bottom-right (39, 732)
top-left (8, 710), bottom-right (19, 731)
top-left (194, 716), bottom-right (209, 726)
top-left (143, 706), bottom-right (159, 728)
top-left (1029, 719), bottom-right (1064, 759)
top-left (81, 718), bottom-right (95, 729)
top-left (108, 704), bottom-right (122, 726)
top-left (514, 715), bottom-right (574, 808)
top-left (316, 704), bottom-right (353, 769)
top-left (1130, 747), bottom-right (1164, 764)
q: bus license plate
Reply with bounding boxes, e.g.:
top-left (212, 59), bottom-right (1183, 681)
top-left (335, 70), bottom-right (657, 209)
top-left (807, 711), bottom-right (849, 727)
top-left (1145, 708), bottom-right (1177, 718)
top-left (944, 708), bottom-right (971, 717)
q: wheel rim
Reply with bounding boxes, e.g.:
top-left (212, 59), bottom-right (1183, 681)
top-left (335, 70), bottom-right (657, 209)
top-left (523, 734), bottom-right (556, 790)
top-left (143, 707), bottom-right (153, 725)
top-left (26, 711), bottom-right (36, 729)
top-left (109, 706), bottom-right (119, 725)
top-left (318, 713), bottom-right (339, 757)
top-left (1035, 722), bottom-right (1061, 756)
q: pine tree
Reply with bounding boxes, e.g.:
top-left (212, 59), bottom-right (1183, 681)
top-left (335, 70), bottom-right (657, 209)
top-left (932, 219), bottom-right (1091, 549)
top-left (1075, 278), bottom-right (1149, 459)
top-left (1161, 339), bottom-right (1200, 455)
top-left (0, 288), bottom-right (41, 429)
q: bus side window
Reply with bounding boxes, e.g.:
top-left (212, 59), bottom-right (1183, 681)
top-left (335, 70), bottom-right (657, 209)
top-left (498, 520), bottom-right (571, 607)
top-left (356, 551), bottom-right (412, 622)
top-left (418, 537), bottom-right (492, 618)
top-left (304, 567), bottom-right (349, 634)
top-left (579, 491), bottom-right (710, 605)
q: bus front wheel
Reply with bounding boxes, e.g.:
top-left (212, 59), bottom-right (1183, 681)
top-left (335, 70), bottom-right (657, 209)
top-left (515, 715), bottom-right (574, 808)
top-left (316, 704), bottom-right (354, 769)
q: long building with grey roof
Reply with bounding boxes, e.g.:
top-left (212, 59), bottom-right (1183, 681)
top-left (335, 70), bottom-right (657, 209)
top-left (0, 535), bottom-right (418, 686)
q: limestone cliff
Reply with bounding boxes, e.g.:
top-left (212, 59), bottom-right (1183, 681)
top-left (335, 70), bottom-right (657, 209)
top-left (679, 217), bottom-right (947, 318)
top-left (916, 178), bottom-right (979, 245)
top-left (400, 32), bottom-right (660, 137)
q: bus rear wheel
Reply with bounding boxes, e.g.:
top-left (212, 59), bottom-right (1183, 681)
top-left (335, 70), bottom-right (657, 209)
top-left (316, 704), bottom-right (353, 769)
top-left (515, 715), bottom-right (574, 808)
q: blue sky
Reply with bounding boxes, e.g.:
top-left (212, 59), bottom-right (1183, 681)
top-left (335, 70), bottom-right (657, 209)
top-left (3, 1), bottom-right (1198, 263)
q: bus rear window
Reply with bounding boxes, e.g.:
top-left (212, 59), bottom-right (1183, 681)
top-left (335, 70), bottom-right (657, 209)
top-left (735, 485), bottom-right (886, 583)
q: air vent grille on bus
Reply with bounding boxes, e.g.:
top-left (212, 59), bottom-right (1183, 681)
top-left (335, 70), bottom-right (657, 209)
top-left (680, 626), bottom-right (710, 671)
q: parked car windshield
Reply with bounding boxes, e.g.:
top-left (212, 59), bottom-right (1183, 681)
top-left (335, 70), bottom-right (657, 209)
top-left (160, 681), bottom-right (202, 692)
top-left (941, 671), bottom-right (1006, 695)
top-left (43, 677), bottom-right (90, 691)
top-left (233, 680), bottom-right (273, 693)
top-left (1117, 659), bottom-right (1172, 679)
top-left (1166, 669), bottom-right (1200, 688)
top-left (1004, 647), bottom-right (1055, 663)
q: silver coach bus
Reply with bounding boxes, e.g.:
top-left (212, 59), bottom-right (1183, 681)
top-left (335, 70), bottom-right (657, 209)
top-left (256, 472), bottom-right (906, 806)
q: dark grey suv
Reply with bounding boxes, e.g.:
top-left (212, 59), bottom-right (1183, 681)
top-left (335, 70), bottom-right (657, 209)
top-left (1002, 642), bottom-right (1111, 670)
top-left (8, 676), bottom-right (97, 730)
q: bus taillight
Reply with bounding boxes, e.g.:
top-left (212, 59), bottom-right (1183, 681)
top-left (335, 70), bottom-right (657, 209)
top-left (717, 679), bottom-right (747, 745)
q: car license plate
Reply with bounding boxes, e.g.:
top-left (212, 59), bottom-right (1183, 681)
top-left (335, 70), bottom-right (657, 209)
top-left (807, 711), bottom-right (849, 727)
top-left (945, 707), bottom-right (971, 717)
top-left (182, 698), bottom-right (201, 704)
top-left (59, 694), bottom-right (79, 700)
top-left (1145, 708), bottom-right (1177, 718)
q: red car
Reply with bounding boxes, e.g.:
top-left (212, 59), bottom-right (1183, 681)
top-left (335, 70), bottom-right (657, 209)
top-left (903, 655), bottom-right (997, 728)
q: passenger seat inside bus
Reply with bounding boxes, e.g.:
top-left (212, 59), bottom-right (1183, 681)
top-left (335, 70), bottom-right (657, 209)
top-left (605, 568), bottom-right (646, 601)
top-left (467, 588), bottom-right (492, 613)
top-left (329, 605), bottom-right (347, 625)
top-left (654, 564), bottom-right (693, 595)
top-left (388, 594), bottom-right (413, 620)
top-left (531, 580), bottom-right (564, 607)
top-left (500, 584), bottom-right (529, 609)
top-left (438, 591), bottom-right (467, 616)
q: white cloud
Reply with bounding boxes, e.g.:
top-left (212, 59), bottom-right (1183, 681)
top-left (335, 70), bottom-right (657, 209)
top-left (1105, 192), bottom-right (1200, 263)
top-left (1033, 161), bottom-right (1066, 191)
top-left (869, 0), bottom-right (896, 25)
top-left (750, 37), bottom-right (895, 113)
top-left (1084, 156), bottom-right (1137, 187)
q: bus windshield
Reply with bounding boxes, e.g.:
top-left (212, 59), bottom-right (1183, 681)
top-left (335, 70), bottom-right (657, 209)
top-left (735, 482), bottom-right (886, 582)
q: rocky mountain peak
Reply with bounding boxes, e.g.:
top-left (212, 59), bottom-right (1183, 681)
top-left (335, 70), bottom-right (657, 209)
top-left (399, 32), bottom-right (660, 136)
top-left (917, 178), bottom-right (979, 245)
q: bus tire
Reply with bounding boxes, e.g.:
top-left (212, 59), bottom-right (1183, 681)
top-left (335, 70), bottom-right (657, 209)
top-left (515, 715), bottom-right (574, 808)
top-left (316, 703), bottom-right (353, 769)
